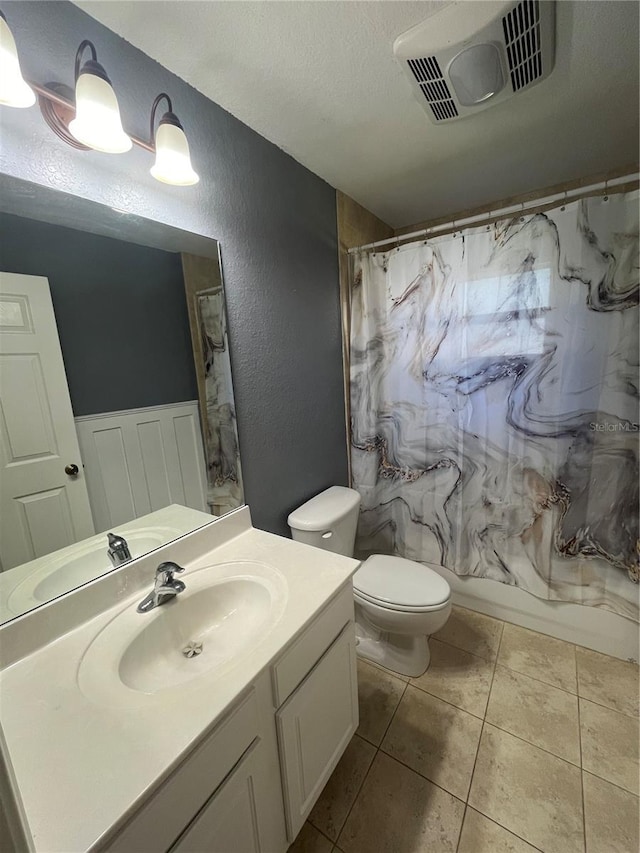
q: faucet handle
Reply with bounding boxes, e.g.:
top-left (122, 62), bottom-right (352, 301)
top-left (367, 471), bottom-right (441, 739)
top-left (156, 561), bottom-right (186, 584)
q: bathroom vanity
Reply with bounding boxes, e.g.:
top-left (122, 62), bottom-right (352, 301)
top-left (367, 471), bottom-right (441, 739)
top-left (0, 507), bottom-right (360, 852)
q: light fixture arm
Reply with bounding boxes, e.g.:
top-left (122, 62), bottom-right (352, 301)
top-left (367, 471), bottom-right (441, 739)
top-left (149, 92), bottom-right (173, 142)
top-left (74, 39), bottom-right (97, 82)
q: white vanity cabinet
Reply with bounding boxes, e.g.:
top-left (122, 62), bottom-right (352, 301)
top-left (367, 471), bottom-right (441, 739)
top-left (101, 675), bottom-right (287, 853)
top-left (100, 583), bottom-right (357, 853)
top-left (274, 590), bottom-right (358, 840)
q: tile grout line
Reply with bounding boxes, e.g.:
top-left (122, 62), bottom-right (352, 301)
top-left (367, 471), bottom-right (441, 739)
top-left (505, 638), bottom-right (638, 715)
top-left (484, 630), bottom-right (584, 767)
top-left (447, 608), bottom-right (638, 673)
top-left (575, 692), bottom-right (640, 721)
top-left (358, 625), bottom-right (506, 853)
top-left (500, 665), bottom-right (638, 720)
top-left (375, 748), bottom-right (469, 804)
top-left (423, 625), bottom-right (590, 767)
top-left (330, 677), bottom-right (410, 849)
top-left (466, 612), bottom-right (637, 694)
top-left (408, 676), bottom-right (489, 721)
top-left (493, 659), bottom-right (578, 697)
top-left (461, 620), bottom-right (553, 853)
top-left (455, 619), bottom-right (505, 853)
top-left (575, 644), bottom-right (587, 853)
top-left (477, 718), bottom-right (582, 769)
top-left (439, 624), bottom-right (639, 719)
top-left (482, 623), bottom-right (587, 768)
top-left (578, 767), bottom-right (640, 799)
top-left (307, 738), bottom-right (371, 848)
top-left (468, 808), bottom-right (547, 853)
top-left (430, 633), bottom-right (500, 665)
top-left (312, 823), bottom-right (336, 846)
top-left (467, 804), bottom-right (550, 852)
top-left (376, 675), bottom-right (409, 751)
top-left (344, 653), bottom-right (497, 849)
top-left (373, 744), bottom-right (471, 807)
top-left (358, 657), bottom-right (410, 684)
top-left (581, 768), bottom-right (640, 798)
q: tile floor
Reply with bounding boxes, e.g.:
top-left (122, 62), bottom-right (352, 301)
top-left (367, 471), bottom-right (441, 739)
top-left (288, 606), bottom-right (639, 853)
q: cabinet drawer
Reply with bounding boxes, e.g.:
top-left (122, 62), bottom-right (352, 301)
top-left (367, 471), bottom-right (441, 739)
top-left (277, 622), bottom-right (358, 840)
top-left (271, 582), bottom-right (353, 706)
top-left (100, 688), bottom-right (260, 853)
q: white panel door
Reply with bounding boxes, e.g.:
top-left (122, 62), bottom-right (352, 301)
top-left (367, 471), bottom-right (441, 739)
top-left (277, 624), bottom-right (359, 840)
top-left (0, 273), bottom-right (94, 571)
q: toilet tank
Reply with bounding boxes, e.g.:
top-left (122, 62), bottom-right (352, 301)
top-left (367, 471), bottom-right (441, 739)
top-left (287, 486), bottom-right (361, 556)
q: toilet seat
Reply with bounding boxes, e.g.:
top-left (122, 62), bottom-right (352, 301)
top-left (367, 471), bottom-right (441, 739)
top-left (353, 554), bottom-right (450, 612)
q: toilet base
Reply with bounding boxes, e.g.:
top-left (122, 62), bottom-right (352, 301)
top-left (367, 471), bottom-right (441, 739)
top-left (355, 626), bottom-right (431, 678)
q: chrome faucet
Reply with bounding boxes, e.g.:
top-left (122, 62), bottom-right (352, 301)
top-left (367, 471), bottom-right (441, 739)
top-left (137, 562), bottom-right (186, 613)
top-left (107, 532), bottom-right (132, 567)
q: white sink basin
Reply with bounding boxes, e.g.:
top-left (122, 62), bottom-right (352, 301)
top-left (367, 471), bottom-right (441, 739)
top-left (79, 560), bottom-right (288, 708)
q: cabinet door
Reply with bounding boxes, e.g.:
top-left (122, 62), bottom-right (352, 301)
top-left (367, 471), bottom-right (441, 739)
top-left (277, 623), bottom-right (358, 840)
top-left (171, 740), bottom-right (275, 853)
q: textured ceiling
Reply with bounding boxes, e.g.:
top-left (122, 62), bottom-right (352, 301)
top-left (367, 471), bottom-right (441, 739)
top-left (75, 1), bottom-right (639, 227)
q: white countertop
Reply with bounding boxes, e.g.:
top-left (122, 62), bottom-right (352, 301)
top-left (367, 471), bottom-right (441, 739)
top-left (0, 510), bottom-right (359, 852)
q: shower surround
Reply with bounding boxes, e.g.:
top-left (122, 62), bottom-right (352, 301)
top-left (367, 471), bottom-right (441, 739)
top-left (350, 192), bottom-right (639, 621)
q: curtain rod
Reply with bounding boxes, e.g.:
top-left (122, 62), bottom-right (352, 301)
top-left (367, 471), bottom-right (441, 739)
top-left (348, 172), bottom-right (640, 255)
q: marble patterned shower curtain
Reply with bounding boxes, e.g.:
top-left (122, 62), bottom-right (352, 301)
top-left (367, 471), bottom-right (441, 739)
top-left (350, 192), bottom-right (639, 621)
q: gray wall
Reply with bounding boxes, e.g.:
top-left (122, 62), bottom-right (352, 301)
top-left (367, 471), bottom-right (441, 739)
top-left (0, 212), bottom-right (198, 416)
top-left (0, 1), bottom-right (348, 535)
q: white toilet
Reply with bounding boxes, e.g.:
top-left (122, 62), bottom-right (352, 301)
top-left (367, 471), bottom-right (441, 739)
top-left (288, 486), bottom-right (452, 677)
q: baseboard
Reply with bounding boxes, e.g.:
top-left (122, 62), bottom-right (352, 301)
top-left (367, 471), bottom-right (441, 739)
top-left (430, 566), bottom-right (639, 662)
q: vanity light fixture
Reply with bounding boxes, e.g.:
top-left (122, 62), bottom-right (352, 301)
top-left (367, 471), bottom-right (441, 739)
top-left (68, 39), bottom-right (132, 153)
top-left (149, 93), bottom-right (199, 186)
top-left (0, 11), bottom-right (35, 108)
top-left (0, 8), bottom-right (199, 186)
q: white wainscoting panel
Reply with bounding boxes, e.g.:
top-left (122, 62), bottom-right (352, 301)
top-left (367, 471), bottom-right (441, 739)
top-left (75, 402), bottom-right (208, 533)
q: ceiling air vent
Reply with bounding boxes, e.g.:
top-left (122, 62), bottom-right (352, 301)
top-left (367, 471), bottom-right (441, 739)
top-left (394, 0), bottom-right (555, 124)
top-left (407, 57), bottom-right (458, 122)
top-left (503, 0), bottom-right (543, 91)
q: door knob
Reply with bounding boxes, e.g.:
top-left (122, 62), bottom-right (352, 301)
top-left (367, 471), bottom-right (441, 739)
top-left (65, 463), bottom-right (79, 476)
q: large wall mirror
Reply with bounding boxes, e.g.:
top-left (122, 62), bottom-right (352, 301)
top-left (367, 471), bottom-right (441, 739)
top-left (0, 174), bottom-right (243, 624)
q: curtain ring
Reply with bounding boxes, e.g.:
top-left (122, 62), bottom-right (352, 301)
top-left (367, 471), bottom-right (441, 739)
top-left (603, 179), bottom-right (609, 202)
top-left (560, 190), bottom-right (567, 212)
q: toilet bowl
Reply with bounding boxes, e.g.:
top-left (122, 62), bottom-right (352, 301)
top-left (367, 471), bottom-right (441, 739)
top-left (287, 486), bottom-right (451, 677)
top-left (352, 554), bottom-right (451, 676)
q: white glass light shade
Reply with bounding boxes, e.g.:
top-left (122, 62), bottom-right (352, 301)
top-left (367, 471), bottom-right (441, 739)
top-left (69, 70), bottom-right (132, 153)
top-left (0, 15), bottom-right (35, 108)
top-left (150, 121), bottom-right (199, 186)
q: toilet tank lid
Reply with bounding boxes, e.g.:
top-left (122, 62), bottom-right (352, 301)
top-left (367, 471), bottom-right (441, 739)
top-left (287, 486), bottom-right (361, 531)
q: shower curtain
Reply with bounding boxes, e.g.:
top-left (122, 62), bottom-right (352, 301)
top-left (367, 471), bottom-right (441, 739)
top-left (350, 191), bottom-right (639, 621)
